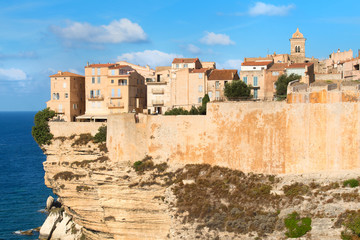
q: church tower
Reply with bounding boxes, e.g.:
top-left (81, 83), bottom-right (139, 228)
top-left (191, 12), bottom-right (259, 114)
top-left (290, 28), bottom-right (306, 58)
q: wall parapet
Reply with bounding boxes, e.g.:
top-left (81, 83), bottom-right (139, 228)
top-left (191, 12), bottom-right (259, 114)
top-left (107, 102), bottom-right (360, 175)
top-left (49, 122), bottom-right (105, 137)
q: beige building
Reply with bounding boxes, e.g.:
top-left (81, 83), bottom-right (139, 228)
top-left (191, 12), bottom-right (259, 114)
top-left (343, 57), bottom-right (360, 81)
top-left (207, 69), bottom-right (239, 101)
top-left (147, 58), bottom-right (214, 114)
top-left (285, 63), bottom-right (315, 85)
top-left (46, 71), bottom-right (85, 122)
top-left (80, 63), bottom-right (146, 121)
top-left (116, 60), bottom-right (155, 82)
top-left (240, 61), bottom-right (273, 100)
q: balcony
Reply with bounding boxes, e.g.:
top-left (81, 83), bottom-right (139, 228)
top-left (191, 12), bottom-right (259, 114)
top-left (110, 95), bottom-right (122, 99)
top-left (107, 103), bottom-right (124, 109)
top-left (151, 88), bottom-right (164, 94)
top-left (88, 95), bottom-right (104, 101)
top-left (152, 100), bottom-right (164, 106)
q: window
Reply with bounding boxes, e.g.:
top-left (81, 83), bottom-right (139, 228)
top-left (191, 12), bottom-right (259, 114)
top-left (58, 104), bottom-right (63, 113)
top-left (184, 64), bottom-right (188, 68)
top-left (56, 93), bottom-right (60, 100)
top-left (198, 97), bottom-right (202, 103)
top-left (176, 64), bottom-right (179, 68)
top-left (208, 92), bottom-right (213, 99)
top-left (97, 77), bottom-right (101, 83)
top-left (73, 104), bottom-right (78, 109)
top-left (111, 70), bottom-right (115, 76)
top-left (254, 89), bottom-right (258, 99)
top-left (118, 79), bottom-right (127, 85)
top-left (90, 90), bottom-right (94, 98)
top-left (137, 79), bottom-right (139, 84)
top-left (111, 89), bottom-right (115, 97)
top-left (118, 89), bottom-right (121, 97)
top-left (63, 82), bottom-right (66, 88)
top-left (96, 90), bottom-right (101, 96)
top-left (215, 91), bottom-right (220, 100)
top-left (92, 77), bottom-right (95, 84)
top-left (253, 67), bottom-right (256, 69)
top-left (243, 77), bottom-right (247, 84)
top-left (97, 68), bottom-right (100, 75)
top-left (52, 93), bottom-right (56, 100)
top-left (65, 93), bottom-right (68, 98)
top-left (215, 81), bottom-right (220, 89)
top-left (199, 73), bottom-right (203, 79)
top-left (111, 79), bottom-right (114, 84)
top-left (253, 76), bottom-right (258, 86)
top-left (198, 85), bottom-right (203, 92)
top-left (92, 68), bottom-right (95, 75)
top-left (272, 71), bottom-right (279, 76)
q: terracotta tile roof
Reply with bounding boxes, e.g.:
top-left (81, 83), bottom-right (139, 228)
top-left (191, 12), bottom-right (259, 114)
top-left (268, 63), bottom-right (289, 71)
top-left (191, 68), bottom-right (209, 73)
top-left (208, 69), bottom-right (239, 81)
top-left (287, 63), bottom-right (313, 69)
top-left (241, 61), bottom-right (273, 66)
top-left (85, 63), bottom-right (116, 68)
top-left (49, 71), bottom-right (84, 78)
top-left (108, 65), bottom-right (132, 69)
top-left (172, 58), bottom-right (199, 64)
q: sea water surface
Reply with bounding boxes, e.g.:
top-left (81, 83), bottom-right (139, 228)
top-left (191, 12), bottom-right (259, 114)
top-left (0, 112), bottom-right (53, 240)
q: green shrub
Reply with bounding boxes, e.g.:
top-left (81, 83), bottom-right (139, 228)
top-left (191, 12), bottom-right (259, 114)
top-left (284, 212), bottom-right (312, 238)
top-left (343, 179), bottom-right (359, 188)
top-left (32, 108), bottom-right (56, 145)
top-left (164, 107), bottom-right (189, 115)
top-left (275, 74), bottom-right (301, 97)
top-left (165, 94), bottom-right (209, 115)
top-left (133, 155), bottom-right (154, 173)
top-left (94, 125), bottom-right (107, 143)
top-left (340, 211), bottom-right (360, 239)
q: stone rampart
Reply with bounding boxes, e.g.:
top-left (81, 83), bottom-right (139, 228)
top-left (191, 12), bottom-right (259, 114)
top-left (107, 102), bottom-right (360, 174)
top-left (49, 122), bottom-right (105, 137)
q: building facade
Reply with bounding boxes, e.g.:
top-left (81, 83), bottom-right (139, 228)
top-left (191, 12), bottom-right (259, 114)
top-left (286, 63), bottom-right (315, 85)
top-left (46, 71), bottom-right (85, 122)
top-left (207, 69), bottom-right (240, 101)
top-left (81, 63), bottom-right (146, 121)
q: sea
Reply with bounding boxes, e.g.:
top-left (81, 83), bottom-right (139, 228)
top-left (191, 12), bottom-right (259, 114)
top-left (0, 112), bottom-right (53, 240)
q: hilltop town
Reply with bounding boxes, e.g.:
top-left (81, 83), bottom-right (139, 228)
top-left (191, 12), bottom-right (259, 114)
top-left (46, 28), bottom-right (360, 121)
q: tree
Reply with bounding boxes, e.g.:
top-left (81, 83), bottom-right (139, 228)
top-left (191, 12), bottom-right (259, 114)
top-left (224, 80), bottom-right (251, 99)
top-left (275, 74), bottom-right (301, 97)
top-left (32, 108), bottom-right (56, 146)
top-left (198, 94), bottom-right (210, 115)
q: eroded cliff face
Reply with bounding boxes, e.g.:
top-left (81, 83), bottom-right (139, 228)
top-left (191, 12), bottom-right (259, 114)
top-left (42, 134), bottom-right (360, 240)
top-left (43, 136), bottom-right (172, 240)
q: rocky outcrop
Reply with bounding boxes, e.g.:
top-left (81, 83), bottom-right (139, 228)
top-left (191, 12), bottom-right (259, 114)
top-left (42, 134), bottom-right (360, 239)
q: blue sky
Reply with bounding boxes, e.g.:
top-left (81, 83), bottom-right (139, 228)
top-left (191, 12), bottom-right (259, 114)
top-left (0, 0), bottom-right (359, 111)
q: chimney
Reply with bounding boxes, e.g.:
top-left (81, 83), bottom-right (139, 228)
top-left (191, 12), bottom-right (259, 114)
top-left (58, 71), bottom-right (62, 75)
top-left (87, 62), bottom-right (89, 67)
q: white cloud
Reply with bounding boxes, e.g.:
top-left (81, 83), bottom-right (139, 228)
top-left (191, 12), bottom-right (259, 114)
top-left (118, 50), bottom-right (183, 68)
top-left (218, 59), bottom-right (243, 70)
top-left (0, 68), bottom-right (27, 81)
top-left (186, 44), bottom-right (201, 54)
top-left (200, 32), bottom-right (235, 45)
top-left (50, 18), bottom-right (147, 44)
top-left (249, 2), bottom-right (295, 16)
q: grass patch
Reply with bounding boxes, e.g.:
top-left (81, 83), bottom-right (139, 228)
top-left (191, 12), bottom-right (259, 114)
top-left (282, 182), bottom-right (310, 197)
top-left (132, 155), bottom-right (168, 174)
top-left (72, 134), bottom-right (93, 146)
top-left (284, 212), bottom-right (312, 238)
top-left (335, 210), bottom-right (360, 239)
top-left (343, 179), bottom-right (359, 188)
top-left (76, 185), bottom-right (93, 192)
top-left (53, 171), bottom-right (85, 181)
top-left (71, 156), bottom-right (109, 168)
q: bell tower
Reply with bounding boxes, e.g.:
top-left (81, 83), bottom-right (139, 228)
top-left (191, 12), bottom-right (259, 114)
top-left (290, 28), bottom-right (306, 58)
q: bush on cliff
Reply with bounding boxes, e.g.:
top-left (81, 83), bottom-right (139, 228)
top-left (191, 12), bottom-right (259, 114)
top-left (275, 74), bottom-right (301, 99)
top-left (284, 212), bottom-right (312, 238)
top-left (94, 125), bottom-right (107, 143)
top-left (224, 80), bottom-right (251, 100)
top-left (32, 108), bottom-right (56, 146)
top-left (343, 179), bottom-right (359, 188)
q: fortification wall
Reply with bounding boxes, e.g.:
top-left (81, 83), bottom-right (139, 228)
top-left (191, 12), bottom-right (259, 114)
top-left (107, 102), bottom-right (360, 174)
top-left (49, 122), bottom-right (105, 137)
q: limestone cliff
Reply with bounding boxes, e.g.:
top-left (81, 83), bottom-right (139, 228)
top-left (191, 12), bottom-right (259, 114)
top-left (42, 134), bottom-right (360, 240)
